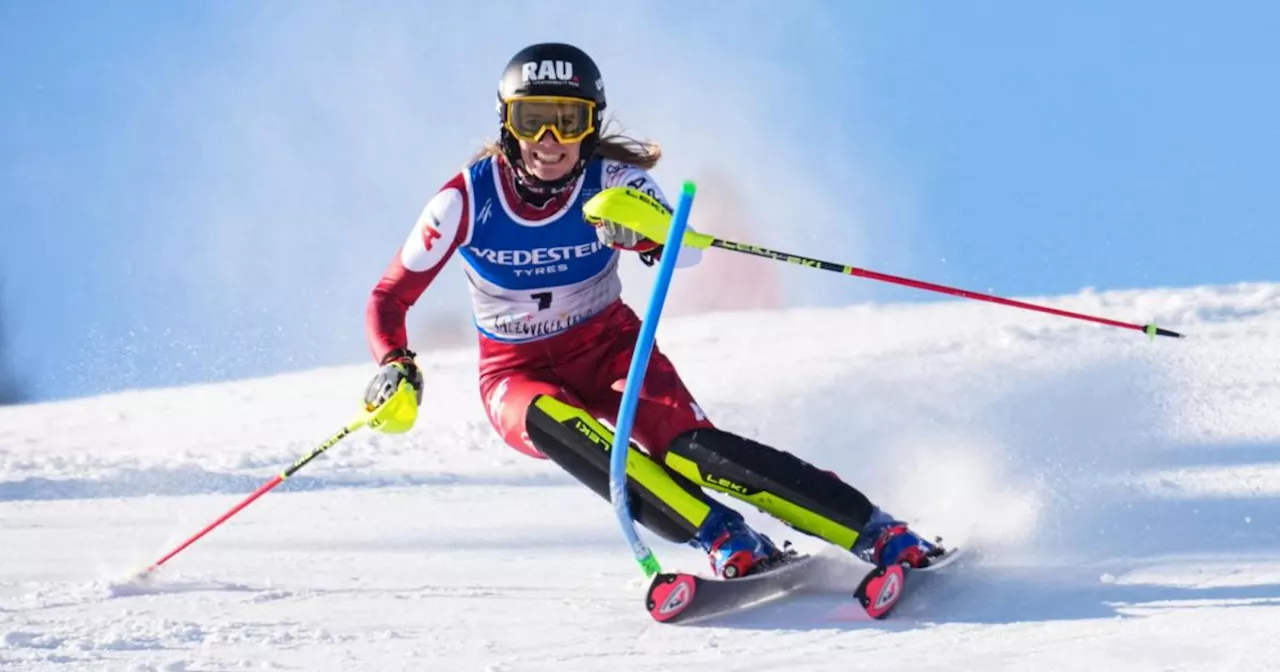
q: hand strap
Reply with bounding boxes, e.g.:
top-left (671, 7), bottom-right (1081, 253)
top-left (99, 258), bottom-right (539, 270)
top-left (380, 348), bottom-right (417, 365)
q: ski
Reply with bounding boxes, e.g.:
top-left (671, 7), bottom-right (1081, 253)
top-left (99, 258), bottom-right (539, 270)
top-left (645, 551), bottom-right (819, 624)
top-left (852, 545), bottom-right (967, 619)
top-left (645, 541), bottom-right (969, 624)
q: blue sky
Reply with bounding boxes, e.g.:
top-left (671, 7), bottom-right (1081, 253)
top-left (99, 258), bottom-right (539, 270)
top-left (2, 1), bottom-right (1276, 402)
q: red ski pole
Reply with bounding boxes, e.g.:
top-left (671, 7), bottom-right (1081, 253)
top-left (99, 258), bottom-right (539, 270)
top-left (133, 381), bottom-right (418, 580)
top-left (701, 241), bottom-right (1185, 340)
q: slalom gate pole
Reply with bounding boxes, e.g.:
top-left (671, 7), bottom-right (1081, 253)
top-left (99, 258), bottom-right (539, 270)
top-left (134, 404), bottom-right (382, 580)
top-left (608, 180), bottom-right (698, 579)
top-left (583, 187), bottom-right (1183, 340)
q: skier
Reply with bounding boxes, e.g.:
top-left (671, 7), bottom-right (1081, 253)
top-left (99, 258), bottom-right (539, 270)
top-left (363, 42), bottom-right (941, 579)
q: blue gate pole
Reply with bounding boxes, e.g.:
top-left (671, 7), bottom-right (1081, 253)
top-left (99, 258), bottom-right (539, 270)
top-left (608, 181), bottom-right (698, 578)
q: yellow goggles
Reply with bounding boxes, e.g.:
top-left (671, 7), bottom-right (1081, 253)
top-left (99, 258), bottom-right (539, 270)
top-left (504, 96), bottom-right (596, 144)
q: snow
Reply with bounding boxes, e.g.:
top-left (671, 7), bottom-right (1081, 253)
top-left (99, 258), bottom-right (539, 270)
top-left (3, 281), bottom-right (1280, 670)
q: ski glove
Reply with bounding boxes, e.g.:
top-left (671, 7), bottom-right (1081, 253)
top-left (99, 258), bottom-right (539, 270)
top-left (593, 218), bottom-right (660, 253)
top-left (365, 349), bottom-right (424, 409)
top-left (592, 219), bottom-right (663, 266)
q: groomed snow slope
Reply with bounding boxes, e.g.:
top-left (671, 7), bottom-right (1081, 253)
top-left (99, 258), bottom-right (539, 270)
top-left (3, 282), bottom-right (1279, 671)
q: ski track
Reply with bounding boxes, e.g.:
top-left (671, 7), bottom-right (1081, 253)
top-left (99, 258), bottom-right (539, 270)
top-left (2, 283), bottom-right (1280, 670)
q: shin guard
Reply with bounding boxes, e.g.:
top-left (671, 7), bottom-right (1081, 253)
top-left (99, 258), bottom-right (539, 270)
top-left (664, 429), bottom-right (875, 550)
top-left (525, 395), bottom-right (713, 544)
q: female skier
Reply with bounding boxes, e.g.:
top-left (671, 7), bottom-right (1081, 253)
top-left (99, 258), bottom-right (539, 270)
top-left (362, 42), bottom-right (941, 579)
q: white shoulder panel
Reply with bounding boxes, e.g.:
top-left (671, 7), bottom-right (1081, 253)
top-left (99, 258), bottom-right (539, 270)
top-left (400, 187), bottom-right (466, 273)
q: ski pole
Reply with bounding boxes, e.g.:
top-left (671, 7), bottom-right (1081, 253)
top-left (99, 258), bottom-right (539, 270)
top-left (584, 187), bottom-right (1184, 340)
top-left (133, 380), bottom-right (418, 580)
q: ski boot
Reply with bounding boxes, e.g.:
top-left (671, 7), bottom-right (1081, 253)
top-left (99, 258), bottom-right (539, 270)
top-left (852, 507), bottom-right (943, 569)
top-left (691, 500), bottom-right (782, 579)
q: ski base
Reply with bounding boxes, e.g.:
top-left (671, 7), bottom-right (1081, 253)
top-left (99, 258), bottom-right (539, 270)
top-left (646, 552), bottom-right (818, 624)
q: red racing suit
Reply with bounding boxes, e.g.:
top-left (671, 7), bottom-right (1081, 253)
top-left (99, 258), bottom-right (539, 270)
top-left (366, 154), bottom-right (713, 459)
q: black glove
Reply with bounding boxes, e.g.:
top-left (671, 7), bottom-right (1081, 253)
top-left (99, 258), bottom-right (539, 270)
top-left (365, 348), bottom-right (423, 408)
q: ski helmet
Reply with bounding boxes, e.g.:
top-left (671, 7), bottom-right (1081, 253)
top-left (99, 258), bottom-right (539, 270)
top-left (496, 43), bottom-right (606, 198)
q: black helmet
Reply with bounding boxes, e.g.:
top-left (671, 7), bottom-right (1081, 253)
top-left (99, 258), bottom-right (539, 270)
top-left (496, 43), bottom-right (606, 199)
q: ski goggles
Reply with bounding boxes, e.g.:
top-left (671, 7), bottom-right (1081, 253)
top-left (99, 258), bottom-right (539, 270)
top-left (504, 96), bottom-right (596, 144)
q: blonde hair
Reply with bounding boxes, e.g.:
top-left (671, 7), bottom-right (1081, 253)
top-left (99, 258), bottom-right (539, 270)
top-left (467, 118), bottom-right (662, 170)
